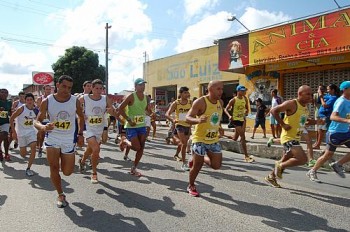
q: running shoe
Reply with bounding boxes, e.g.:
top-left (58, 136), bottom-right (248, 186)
top-left (91, 173), bottom-right (98, 184)
top-left (307, 159), bottom-right (316, 167)
top-left (57, 194), bottom-right (68, 208)
top-left (274, 161), bottom-right (283, 179)
top-left (306, 170), bottom-right (321, 182)
top-left (130, 166), bottom-right (142, 177)
top-left (4, 154), bottom-right (11, 162)
top-left (267, 137), bottom-right (274, 147)
top-left (329, 162), bottom-right (346, 178)
top-left (244, 156), bottom-right (255, 163)
top-left (173, 154), bottom-right (182, 162)
top-left (181, 163), bottom-right (190, 171)
top-left (187, 185), bottom-right (199, 197)
top-left (264, 174), bottom-right (281, 188)
top-left (38, 148), bottom-right (43, 158)
top-left (25, 168), bottom-right (34, 177)
top-left (123, 156), bottom-right (132, 161)
top-left (78, 158), bottom-right (85, 173)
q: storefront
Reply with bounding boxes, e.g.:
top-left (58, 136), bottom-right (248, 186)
top-left (218, 7), bottom-right (350, 133)
top-left (145, 45), bottom-right (245, 121)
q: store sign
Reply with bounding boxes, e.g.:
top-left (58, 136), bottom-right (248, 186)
top-left (219, 8), bottom-right (350, 70)
top-left (249, 8), bottom-right (350, 66)
top-left (32, 72), bottom-right (54, 85)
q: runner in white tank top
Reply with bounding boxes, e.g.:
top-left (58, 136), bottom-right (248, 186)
top-left (34, 75), bottom-right (85, 208)
top-left (78, 79), bottom-right (117, 184)
top-left (10, 93), bottom-right (37, 176)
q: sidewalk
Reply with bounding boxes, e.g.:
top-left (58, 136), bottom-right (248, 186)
top-left (153, 122), bottom-right (350, 172)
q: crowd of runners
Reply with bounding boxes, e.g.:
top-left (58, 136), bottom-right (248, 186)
top-left (0, 76), bottom-right (349, 207)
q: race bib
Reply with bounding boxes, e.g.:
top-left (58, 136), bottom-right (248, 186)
top-left (88, 116), bottom-right (103, 125)
top-left (133, 115), bottom-right (145, 125)
top-left (178, 113), bottom-right (186, 121)
top-left (205, 129), bottom-right (218, 141)
top-left (53, 120), bottom-right (71, 130)
top-left (0, 111), bottom-right (8, 118)
top-left (24, 119), bottom-right (33, 127)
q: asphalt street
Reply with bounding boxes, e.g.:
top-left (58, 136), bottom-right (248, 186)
top-left (0, 136), bottom-right (349, 232)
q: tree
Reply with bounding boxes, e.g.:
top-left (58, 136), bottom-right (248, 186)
top-left (52, 46), bottom-right (106, 94)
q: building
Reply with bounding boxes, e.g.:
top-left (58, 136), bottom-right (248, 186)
top-left (217, 6), bottom-right (350, 133)
top-left (144, 45), bottom-right (245, 121)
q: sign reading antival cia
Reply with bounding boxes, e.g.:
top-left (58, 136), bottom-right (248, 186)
top-left (32, 72), bottom-right (54, 85)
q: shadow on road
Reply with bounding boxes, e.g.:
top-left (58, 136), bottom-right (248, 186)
top-left (64, 202), bottom-right (150, 232)
top-left (96, 181), bottom-right (186, 218)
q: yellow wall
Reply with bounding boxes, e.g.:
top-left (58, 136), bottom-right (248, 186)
top-left (145, 45), bottom-right (245, 97)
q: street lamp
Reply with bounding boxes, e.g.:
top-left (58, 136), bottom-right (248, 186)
top-left (105, 23), bottom-right (112, 95)
top-left (227, 15), bottom-right (250, 32)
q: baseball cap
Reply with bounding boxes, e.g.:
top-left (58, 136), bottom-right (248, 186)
top-left (150, 100), bottom-right (155, 104)
top-left (236, 85), bottom-right (247, 91)
top-left (340, 81), bottom-right (350, 91)
top-left (134, 78), bottom-right (147, 85)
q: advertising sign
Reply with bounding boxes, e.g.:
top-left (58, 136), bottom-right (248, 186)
top-left (32, 72), bottom-right (54, 85)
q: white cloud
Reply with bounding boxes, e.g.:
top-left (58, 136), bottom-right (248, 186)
top-left (46, 0), bottom-right (167, 94)
top-left (184, 0), bottom-right (219, 20)
top-left (0, 41), bottom-right (48, 94)
top-left (239, 7), bottom-right (292, 32)
top-left (175, 11), bottom-right (231, 53)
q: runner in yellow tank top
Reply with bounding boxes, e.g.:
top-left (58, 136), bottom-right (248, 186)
top-left (165, 87), bottom-right (192, 171)
top-left (224, 85), bottom-right (253, 163)
top-left (186, 80), bottom-right (224, 197)
top-left (264, 85), bottom-right (320, 188)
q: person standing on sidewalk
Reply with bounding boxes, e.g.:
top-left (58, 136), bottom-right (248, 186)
top-left (269, 89), bottom-right (283, 139)
top-left (186, 80), bottom-right (224, 197)
top-left (165, 86), bottom-right (192, 171)
top-left (36, 85), bottom-right (53, 158)
top-left (118, 78), bottom-right (150, 177)
top-left (251, 98), bottom-right (268, 139)
top-left (78, 79), bottom-right (116, 183)
top-left (0, 88), bottom-right (12, 162)
top-left (224, 85), bottom-right (254, 162)
top-left (307, 81), bottom-right (350, 182)
top-left (10, 93), bottom-right (37, 176)
top-left (264, 85), bottom-right (319, 188)
top-left (34, 75), bottom-right (85, 208)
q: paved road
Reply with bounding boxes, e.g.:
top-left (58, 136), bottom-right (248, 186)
top-left (0, 137), bottom-right (349, 232)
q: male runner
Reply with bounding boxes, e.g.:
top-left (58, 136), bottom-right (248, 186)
top-left (166, 86), bottom-right (192, 171)
top-left (35, 75), bottom-right (84, 208)
top-left (186, 80), bottom-right (224, 197)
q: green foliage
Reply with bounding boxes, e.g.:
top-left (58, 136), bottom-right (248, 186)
top-left (52, 46), bottom-right (106, 93)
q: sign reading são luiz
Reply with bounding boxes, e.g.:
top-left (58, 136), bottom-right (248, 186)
top-left (32, 72), bottom-right (54, 86)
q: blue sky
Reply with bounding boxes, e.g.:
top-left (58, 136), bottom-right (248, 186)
top-left (0, 0), bottom-right (349, 95)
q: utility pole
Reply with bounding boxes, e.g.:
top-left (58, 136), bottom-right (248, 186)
top-left (105, 23), bottom-right (112, 95)
top-left (143, 51), bottom-right (147, 82)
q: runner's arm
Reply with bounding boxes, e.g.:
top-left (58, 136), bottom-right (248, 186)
top-left (165, 101), bottom-right (177, 123)
top-left (186, 97), bottom-right (206, 125)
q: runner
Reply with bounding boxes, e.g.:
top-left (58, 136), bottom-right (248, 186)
top-left (117, 78), bottom-right (150, 177)
top-left (36, 85), bottom-right (53, 157)
top-left (0, 88), bottom-right (12, 161)
top-left (10, 93), bottom-right (37, 176)
top-left (224, 85), bottom-right (254, 162)
top-left (34, 75), bottom-right (84, 208)
top-left (116, 111), bottom-right (131, 161)
top-left (185, 80), bottom-right (224, 197)
top-left (264, 85), bottom-right (319, 188)
top-left (307, 81), bottom-right (350, 181)
top-left (165, 86), bottom-right (192, 171)
top-left (10, 91), bottom-right (26, 149)
top-left (78, 79), bottom-right (116, 183)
